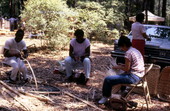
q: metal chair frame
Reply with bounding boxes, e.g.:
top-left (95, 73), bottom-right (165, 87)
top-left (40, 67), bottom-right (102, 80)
top-left (121, 64), bottom-right (153, 111)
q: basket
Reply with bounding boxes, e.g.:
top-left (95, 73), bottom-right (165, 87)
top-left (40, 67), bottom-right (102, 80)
top-left (157, 66), bottom-right (170, 96)
top-left (145, 64), bottom-right (161, 95)
top-left (133, 64), bottom-right (161, 96)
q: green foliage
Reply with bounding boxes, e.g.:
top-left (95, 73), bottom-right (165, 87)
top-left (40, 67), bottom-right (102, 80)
top-left (21, 0), bottom-right (74, 49)
top-left (74, 1), bottom-right (124, 42)
top-left (21, 0), bottom-right (126, 47)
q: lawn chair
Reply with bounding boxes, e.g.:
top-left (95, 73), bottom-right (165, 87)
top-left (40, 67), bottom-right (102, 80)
top-left (121, 64), bottom-right (153, 111)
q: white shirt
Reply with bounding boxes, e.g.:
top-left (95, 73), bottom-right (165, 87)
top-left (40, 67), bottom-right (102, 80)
top-left (4, 38), bottom-right (27, 59)
top-left (70, 38), bottom-right (90, 57)
top-left (131, 22), bottom-right (146, 40)
top-left (125, 47), bottom-right (145, 77)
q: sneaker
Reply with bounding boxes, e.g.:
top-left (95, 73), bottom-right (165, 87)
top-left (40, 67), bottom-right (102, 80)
top-left (65, 76), bottom-right (73, 82)
top-left (83, 78), bottom-right (89, 85)
top-left (98, 97), bottom-right (109, 104)
top-left (8, 77), bottom-right (17, 84)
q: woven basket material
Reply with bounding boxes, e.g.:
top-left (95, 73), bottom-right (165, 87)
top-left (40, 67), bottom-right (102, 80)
top-left (158, 66), bottom-right (170, 95)
top-left (133, 64), bottom-right (161, 96)
top-left (145, 64), bottom-right (161, 95)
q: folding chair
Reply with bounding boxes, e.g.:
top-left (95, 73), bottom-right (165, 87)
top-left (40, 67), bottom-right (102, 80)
top-left (121, 64), bottom-right (153, 111)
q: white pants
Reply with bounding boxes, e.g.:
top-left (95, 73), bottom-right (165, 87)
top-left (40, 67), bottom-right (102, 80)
top-left (5, 57), bottom-right (28, 81)
top-left (65, 56), bottom-right (91, 78)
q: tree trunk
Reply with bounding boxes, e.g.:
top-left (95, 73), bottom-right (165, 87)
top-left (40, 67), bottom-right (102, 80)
top-left (149, 0), bottom-right (155, 13)
top-left (162, 0), bottom-right (167, 25)
top-left (158, 0), bottom-right (161, 16)
top-left (162, 0), bottom-right (167, 18)
top-left (9, 0), bottom-right (12, 17)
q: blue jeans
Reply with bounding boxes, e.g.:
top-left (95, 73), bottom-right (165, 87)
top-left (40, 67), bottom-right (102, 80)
top-left (102, 73), bottom-right (140, 97)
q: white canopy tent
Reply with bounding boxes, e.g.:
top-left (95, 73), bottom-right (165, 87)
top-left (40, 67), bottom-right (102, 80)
top-left (129, 10), bottom-right (165, 22)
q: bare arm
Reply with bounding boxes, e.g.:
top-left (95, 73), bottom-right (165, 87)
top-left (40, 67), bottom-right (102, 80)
top-left (142, 33), bottom-right (151, 41)
top-left (69, 44), bottom-right (74, 58)
top-left (83, 45), bottom-right (90, 57)
top-left (3, 48), bottom-right (20, 58)
top-left (112, 58), bottom-right (130, 72)
top-left (23, 49), bottom-right (28, 58)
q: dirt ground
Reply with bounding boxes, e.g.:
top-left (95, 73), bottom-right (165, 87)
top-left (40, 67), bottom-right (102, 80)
top-left (0, 33), bottom-right (169, 111)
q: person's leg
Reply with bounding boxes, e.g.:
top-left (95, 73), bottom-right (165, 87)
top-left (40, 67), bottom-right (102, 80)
top-left (6, 57), bottom-right (19, 81)
top-left (19, 59), bottom-right (28, 80)
top-left (83, 57), bottom-right (91, 79)
top-left (102, 74), bottom-right (140, 97)
top-left (64, 56), bottom-right (75, 78)
top-left (132, 39), bottom-right (145, 56)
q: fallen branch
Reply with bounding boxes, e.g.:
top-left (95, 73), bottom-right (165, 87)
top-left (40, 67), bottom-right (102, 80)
top-left (0, 81), bottom-right (20, 96)
top-left (64, 91), bottom-right (103, 111)
top-left (18, 90), bottom-right (54, 103)
top-left (0, 80), bottom-right (53, 104)
top-left (5, 90), bottom-right (31, 111)
top-left (29, 91), bottom-right (61, 94)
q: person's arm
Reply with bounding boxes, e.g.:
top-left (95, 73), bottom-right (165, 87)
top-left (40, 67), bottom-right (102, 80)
top-left (142, 33), bottom-right (151, 41)
top-left (23, 49), bottom-right (28, 58)
top-left (69, 44), bottom-right (74, 58)
top-left (3, 48), bottom-right (21, 58)
top-left (112, 58), bottom-right (130, 72)
top-left (83, 45), bottom-right (90, 57)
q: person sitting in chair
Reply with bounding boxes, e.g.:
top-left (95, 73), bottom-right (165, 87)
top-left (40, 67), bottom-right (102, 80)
top-left (98, 36), bottom-right (145, 104)
top-left (64, 29), bottom-right (91, 85)
top-left (3, 29), bottom-right (29, 83)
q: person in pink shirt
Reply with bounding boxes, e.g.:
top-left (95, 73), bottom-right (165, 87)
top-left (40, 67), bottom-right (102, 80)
top-left (99, 36), bottom-right (145, 104)
top-left (64, 29), bottom-right (91, 85)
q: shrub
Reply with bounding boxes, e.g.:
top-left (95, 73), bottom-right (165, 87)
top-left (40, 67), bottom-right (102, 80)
top-left (21, 0), bottom-right (74, 49)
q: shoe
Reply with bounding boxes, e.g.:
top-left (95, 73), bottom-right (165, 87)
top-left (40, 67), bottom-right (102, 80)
top-left (98, 97), bottom-right (109, 104)
top-left (83, 78), bottom-right (89, 85)
top-left (8, 77), bottom-right (17, 84)
top-left (5, 71), bottom-right (12, 77)
top-left (65, 76), bottom-right (73, 82)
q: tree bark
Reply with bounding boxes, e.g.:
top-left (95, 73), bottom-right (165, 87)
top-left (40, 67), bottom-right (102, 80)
top-left (158, 0), bottom-right (161, 16)
top-left (162, 0), bottom-right (167, 18)
top-left (162, 0), bottom-right (167, 25)
top-left (149, 0), bottom-right (155, 13)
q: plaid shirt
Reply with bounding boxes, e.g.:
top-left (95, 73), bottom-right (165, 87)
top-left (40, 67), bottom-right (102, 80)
top-left (125, 47), bottom-right (145, 77)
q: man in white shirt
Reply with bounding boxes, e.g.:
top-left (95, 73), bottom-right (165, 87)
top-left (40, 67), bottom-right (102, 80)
top-left (3, 29), bottom-right (29, 83)
top-left (65, 29), bottom-right (91, 85)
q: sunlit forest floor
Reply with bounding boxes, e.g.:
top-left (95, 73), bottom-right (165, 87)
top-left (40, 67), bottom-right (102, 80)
top-left (0, 33), bottom-right (169, 111)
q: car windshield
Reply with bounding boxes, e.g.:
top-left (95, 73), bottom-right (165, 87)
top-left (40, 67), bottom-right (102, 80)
top-left (129, 25), bottom-right (170, 39)
top-left (146, 26), bottom-right (170, 38)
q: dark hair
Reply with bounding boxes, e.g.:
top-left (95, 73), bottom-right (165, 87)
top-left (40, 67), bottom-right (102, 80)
top-left (15, 29), bottom-right (24, 37)
top-left (136, 13), bottom-right (145, 23)
top-left (118, 36), bottom-right (132, 48)
top-left (74, 29), bottom-right (84, 37)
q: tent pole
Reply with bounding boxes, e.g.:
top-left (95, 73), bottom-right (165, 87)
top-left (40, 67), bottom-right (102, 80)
top-left (145, 0), bottom-right (148, 24)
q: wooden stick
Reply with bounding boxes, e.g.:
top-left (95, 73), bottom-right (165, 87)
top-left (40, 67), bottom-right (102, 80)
top-left (29, 91), bottom-right (61, 94)
top-left (24, 59), bottom-right (38, 90)
top-left (0, 80), bottom-right (53, 103)
top-left (5, 90), bottom-right (31, 111)
top-left (18, 90), bottom-right (54, 103)
top-left (0, 81), bottom-right (20, 96)
top-left (64, 91), bottom-right (103, 111)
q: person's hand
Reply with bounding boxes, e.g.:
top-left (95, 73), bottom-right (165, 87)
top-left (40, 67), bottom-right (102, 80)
top-left (74, 56), bottom-right (80, 61)
top-left (14, 53), bottom-right (21, 58)
top-left (112, 65), bottom-right (120, 70)
top-left (23, 53), bottom-right (28, 59)
top-left (147, 37), bottom-right (151, 41)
